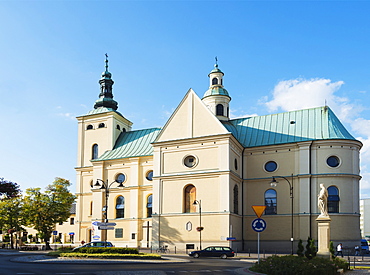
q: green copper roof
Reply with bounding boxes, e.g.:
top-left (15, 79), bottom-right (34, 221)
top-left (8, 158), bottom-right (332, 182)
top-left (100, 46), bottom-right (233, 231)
top-left (87, 106), bottom-right (123, 117)
top-left (203, 87), bottom-right (230, 99)
top-left (222, 106), bottom-right (356, 148)
top-left (93, 128), bottom-right (161, 161)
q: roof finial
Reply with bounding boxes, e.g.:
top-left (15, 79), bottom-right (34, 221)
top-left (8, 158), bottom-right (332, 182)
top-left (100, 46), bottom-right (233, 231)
top-left (215, 56), bottom-right (218, 67)
top-left (105, 53), bottom-right (109, 72)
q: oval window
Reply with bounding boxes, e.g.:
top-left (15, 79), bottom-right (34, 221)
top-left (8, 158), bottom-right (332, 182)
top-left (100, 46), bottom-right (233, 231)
top-left (146, 170), bottom-right (153, 181)
top-left (327, 156), bottom-right (340, 167)
top-left (265, 161), bottom-right (277, 172)
top-left (116, 173), bottom-right (126, 183)
top-left (184, 155), bottom-right (197, 168)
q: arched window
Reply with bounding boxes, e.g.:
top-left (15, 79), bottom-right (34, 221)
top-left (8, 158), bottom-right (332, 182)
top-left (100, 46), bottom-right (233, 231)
top-left (265, 189), bottom-right (277, 215)
top-left (147, 194), bottom-right (153, 217)
top-left (212, 77), bottom-right (218, 85)
top-left (98, 123), bottom-right (105, 128)
top-left (216, 104), bottom-right (224, 116)
top-left (86, 124), bottom-right (93, 130)
top-left (233, 185), bottom-right (239, 214)
top-left (184, 185), bottom-right (196, 213)
top-left (116, 196), bottom-right (125, 218)
top-left (146, 171), bottom-right (153, 181)
top-left (92, 144), bottom-right (98, 159)
top-left (328, 186), bottom-right (340, 213)
top-left (116, 125), bottom-right (121, 130)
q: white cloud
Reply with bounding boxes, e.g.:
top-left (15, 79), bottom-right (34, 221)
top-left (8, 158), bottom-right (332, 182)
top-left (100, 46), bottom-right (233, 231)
top-left (58, 113), bottom-right (75, 120)
top-left (264, 77), bottom-right (370, 198)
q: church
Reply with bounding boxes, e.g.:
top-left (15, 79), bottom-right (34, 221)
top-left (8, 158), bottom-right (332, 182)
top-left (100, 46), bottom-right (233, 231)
top-left (75, 56), bottom-right (362, 252)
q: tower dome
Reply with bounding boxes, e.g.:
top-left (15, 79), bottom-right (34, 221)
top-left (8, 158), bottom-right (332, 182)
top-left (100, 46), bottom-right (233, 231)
top-left (202, 60), bottom-right (231, 121)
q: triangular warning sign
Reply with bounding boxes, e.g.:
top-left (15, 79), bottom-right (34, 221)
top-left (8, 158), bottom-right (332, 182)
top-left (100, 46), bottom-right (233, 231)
top-left (252, 205), bottom-right (266, 218)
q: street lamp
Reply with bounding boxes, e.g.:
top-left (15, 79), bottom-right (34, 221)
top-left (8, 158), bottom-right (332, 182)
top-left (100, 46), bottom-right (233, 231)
top-left (270, 174), bottom-right (294, 255)
top-left (94, 179), bottom-right (124, 242)
top-left (193, 199), bottom-right (203, 250)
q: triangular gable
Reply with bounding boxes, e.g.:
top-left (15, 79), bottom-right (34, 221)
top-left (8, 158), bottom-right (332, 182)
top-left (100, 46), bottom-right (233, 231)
top-left (156, 89), bottom-right (229, 142)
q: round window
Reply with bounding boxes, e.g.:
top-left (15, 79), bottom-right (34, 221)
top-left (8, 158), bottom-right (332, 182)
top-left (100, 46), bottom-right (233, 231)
top-left (146, 170), bottom-right (153, 181)
top-left (116, 173), bottom-right (126, 183)
top-left (327, 156), bottom-right (340, 167)
top-left (265, 161), bottom-right (278, 172)
top-left (184, 155), bottom-right (197, 168)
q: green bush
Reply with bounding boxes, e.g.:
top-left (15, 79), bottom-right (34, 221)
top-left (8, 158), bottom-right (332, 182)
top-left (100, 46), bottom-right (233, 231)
top-left (297, 239), bottom-right (304, 257)
top-left (59, 252), bottom-right (160, 259)
top-left (75, 247), bottom-right (139, 254)
top-left (250, 255), bottom-right (346, 275)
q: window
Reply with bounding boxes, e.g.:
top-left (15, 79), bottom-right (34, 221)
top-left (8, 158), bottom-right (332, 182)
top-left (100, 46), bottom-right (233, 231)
top-left (116, 196), bottom-right (125, 218)
top-left (265, 189), bottom-right (277, 215)
top-left (115, 228), bottom-right (123, 238)
top-left (98, 123), bottom-right (105, 128)
top-left (328, 186), bottom-right (339, 213)
top-left (70, 218), bottom-right (75, 225)
top-left (116, 125), bottom-right (121, 130)
top-left (131, 233), bottom-right (136, 240)
top-left (327, 156), bottom-right (340, 168)
top-left (216, 104), bottom-right (224, 116)
top-left (184, 155), bottom-right (197, 168)
top-left (212, 77), bottom-right (218, 85)
top-left (116, 173), bottom-right (126, 184)
top-left (233, 185), bottom-right (239, 214)
top-left (184, 185), bottom-right (196, 213)
top-left (86, 124), bottom-right (93, 130)
top-left (265, 161), bottom-right (277, 172)
top-left (92, 144), bottom-right (98, 159)
top-left (146, 171), bottom-right (153, 181)
top-left (234, 159), bottom-right (238, 170)
top-left (147, 194), bottom-right (153, 217)
top-left (90, 201), bottom-right (93, 216)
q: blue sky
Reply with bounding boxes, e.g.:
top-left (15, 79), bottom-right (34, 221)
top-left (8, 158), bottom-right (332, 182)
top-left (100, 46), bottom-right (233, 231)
top-left (1, 0), bottom-right (370, 198)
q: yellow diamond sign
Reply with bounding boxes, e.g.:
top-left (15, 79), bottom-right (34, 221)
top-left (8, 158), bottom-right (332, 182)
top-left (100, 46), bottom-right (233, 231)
top-left (252, 205), bottom-right (266, 218)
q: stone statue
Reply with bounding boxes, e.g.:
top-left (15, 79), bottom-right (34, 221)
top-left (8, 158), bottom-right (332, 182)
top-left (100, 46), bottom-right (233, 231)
top-left (318, 183), bottom-right (329, 217)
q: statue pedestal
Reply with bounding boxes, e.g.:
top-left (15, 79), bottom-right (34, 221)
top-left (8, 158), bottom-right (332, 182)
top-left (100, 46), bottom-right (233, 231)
top-left (316, 216), bottom-right (331, 259)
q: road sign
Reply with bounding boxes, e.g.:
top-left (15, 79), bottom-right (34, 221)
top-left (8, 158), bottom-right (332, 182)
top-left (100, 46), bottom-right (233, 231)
top-left (52, 231), bottom-right (58, 235)
top-left (252, 205), bottom-right (266, 218)
top-left (69, 232), bottom-right (75, 235)
top-left (99, 222), bottom-right (116, 226)
top-left (92, 221), bottom-right (100, 226)
top-left (252, 218), bottom-right (267, 232)
top-left (227, 237), bottom-right (236, 241)
top-left (98, 226), bottom-right (115, 230)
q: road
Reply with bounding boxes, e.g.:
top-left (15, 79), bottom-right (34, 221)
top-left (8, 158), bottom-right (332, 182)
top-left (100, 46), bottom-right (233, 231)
top-left (0, 254), bottom-right (250, 275)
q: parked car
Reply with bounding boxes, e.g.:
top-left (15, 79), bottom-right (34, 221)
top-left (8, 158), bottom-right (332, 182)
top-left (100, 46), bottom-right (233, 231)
top-left (188, 246), bottom-right (235, 259)
top-left (361, 239), bottom-right (369, 254)
top-left (72, 241), bottom-right (114, 251)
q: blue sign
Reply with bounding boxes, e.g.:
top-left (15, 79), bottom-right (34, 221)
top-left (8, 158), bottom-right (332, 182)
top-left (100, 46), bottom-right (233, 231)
top-left (69, 232), bottom-right (75, 235)
top-left (227, 237), bottom-right (236, 241)
top-left (252, 218), bottom-right (267, 232)
top-left (52, 231), bottom-right (58, 235)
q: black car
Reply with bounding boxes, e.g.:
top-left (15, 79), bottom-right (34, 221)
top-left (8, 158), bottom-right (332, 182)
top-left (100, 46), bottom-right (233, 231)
top-left (189, 246), bottom-right (235, 259)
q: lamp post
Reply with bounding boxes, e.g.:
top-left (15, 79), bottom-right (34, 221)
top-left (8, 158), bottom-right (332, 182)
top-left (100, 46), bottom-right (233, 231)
top-left (270, 174), bottom-right (294, 255)
top-left (193, 199), bottom-right (202, 250)
top-left (94, 179), bottom-right (124, 243)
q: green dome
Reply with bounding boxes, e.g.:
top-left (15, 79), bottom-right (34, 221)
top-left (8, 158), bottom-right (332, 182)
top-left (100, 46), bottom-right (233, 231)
top-left (208, 64), bottom-right (224, 76)
top-left (203, 86), bottom-right (230, 99)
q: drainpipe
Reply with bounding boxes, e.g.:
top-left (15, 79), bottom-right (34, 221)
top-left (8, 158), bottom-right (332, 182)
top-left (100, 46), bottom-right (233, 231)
top-left (309, 142), bottom-right (313, 238)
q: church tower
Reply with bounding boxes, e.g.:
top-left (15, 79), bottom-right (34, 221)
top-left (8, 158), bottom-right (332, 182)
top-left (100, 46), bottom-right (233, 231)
top-left (201, 60), bottom-right (231, 121)
top-left (76, 54), bottom-right (133, 168)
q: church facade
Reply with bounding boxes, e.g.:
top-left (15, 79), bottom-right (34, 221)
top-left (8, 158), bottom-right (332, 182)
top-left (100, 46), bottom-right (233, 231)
top-left (74, 57), bottom-right (362, 252)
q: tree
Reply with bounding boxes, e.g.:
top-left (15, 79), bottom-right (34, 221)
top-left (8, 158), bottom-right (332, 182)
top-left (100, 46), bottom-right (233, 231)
top-left (304, 237), bottom-right (317, 260)
top-left (297, 239), bottom-right (304, 257)
top-left (0, 178), bottom-right (21, 199)
top-left (23, 178), bottom-right (76, 250)
top-left (0, 196), bottom-right (24, 249)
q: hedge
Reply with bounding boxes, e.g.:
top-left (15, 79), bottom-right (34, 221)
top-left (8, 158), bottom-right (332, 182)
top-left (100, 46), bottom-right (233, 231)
top-left (60, 252), bottom-right (161, 259)
top-left (75, 247), bottom-right (139, 254)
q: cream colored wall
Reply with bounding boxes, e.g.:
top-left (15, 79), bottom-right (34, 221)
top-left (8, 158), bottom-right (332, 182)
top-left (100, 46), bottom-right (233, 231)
top-left (75, 153), bottom-right (154, 246)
